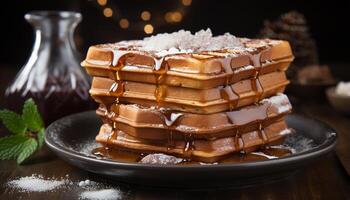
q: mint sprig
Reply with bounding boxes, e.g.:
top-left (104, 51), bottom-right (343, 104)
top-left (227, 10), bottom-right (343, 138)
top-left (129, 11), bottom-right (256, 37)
top-left (0, 99), bottom-right (45, 164)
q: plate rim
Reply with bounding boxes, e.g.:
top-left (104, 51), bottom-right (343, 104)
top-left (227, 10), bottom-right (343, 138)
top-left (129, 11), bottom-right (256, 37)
top-left (45, 111), bottom-right (337, 170)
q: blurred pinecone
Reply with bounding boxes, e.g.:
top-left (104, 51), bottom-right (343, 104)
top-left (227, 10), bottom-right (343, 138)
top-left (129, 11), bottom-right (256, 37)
top-left (260, 11), bottom-right (319, 79)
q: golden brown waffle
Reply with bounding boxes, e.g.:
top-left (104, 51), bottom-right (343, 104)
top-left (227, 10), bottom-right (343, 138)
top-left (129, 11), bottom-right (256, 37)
top-left (90, 71), bottom-right (289, 113)
top-left (82, 39), bottom-right (293, 89)
top-left (96, 119), bottom-right (291, 163)
top-left (96, 94), bottom-right (291, 140)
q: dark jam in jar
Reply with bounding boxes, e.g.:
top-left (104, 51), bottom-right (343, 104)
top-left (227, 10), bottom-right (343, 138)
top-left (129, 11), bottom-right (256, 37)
top-left (5, 75), bottom-right (95, 124)
top-left (4, 11), bottom-right (96, 124)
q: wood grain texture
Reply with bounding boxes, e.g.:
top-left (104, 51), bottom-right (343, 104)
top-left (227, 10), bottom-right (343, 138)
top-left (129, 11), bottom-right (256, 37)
top-left (0, 149), bottom-right (349, 199)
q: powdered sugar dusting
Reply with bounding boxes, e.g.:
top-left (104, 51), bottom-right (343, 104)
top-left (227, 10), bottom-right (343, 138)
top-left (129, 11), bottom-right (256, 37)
top-left (261, 93), bottom-right (291, 114)
top-left (76, 140), bottom-right (101, 156)
top-left (141, 29), bottom-right (243, 53)
top-left (282, 134), bottom-right (316, 153)
top-left (176, 124), bottom-right (199, 132)
top-left (155, 47), bottom-right (193, 57)
top-left (233, 65), bottom-right (254, 74)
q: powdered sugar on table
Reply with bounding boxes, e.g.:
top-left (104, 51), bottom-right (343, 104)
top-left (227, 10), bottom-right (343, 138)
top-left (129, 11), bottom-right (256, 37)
top-left (7, 174), bottom-right (125, 199)
top-left (80, 189), bottom-right (122, 200)
top-left (7, 174), bottom-right (67, 192)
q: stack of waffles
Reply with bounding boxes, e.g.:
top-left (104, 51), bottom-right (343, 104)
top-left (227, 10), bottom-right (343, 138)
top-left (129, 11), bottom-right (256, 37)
top-left (82, 29), bottom-right (294, 163)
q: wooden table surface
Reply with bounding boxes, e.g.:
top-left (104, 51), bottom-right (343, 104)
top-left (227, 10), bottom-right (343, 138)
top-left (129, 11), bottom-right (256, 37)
top-left (1, 68), bottom-right (350, 199)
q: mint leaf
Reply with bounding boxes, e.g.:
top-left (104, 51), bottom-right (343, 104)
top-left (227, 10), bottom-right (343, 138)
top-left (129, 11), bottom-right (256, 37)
top-left (0, 142), bottom-right (27, 160)
top-left (17, 138), bottom-right (38, 164)
top-left (0, 98), bottom-right (45, 164)
top-left (22, 98), bottom-right (44, 132)
top-left (37, 129), bottom-right (45, 148)
top-left (0, 110), bottom-right (27, 134)
top-left (0, 135), bottom-right (29, 159)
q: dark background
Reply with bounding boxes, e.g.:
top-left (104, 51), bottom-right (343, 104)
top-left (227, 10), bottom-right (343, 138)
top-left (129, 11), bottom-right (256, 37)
top-left (1, 3), bottom-right (350, 200)
top-left (0, 0), bottom-right (349, 71)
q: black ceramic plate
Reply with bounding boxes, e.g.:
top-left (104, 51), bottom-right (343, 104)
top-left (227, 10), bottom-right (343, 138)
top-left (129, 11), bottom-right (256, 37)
top-left (45, 111), bottom-right (336, 187)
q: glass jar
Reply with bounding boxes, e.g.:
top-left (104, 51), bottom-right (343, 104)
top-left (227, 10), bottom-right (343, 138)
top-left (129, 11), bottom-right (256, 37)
top-left (5, 11), bottom-right (95, 124)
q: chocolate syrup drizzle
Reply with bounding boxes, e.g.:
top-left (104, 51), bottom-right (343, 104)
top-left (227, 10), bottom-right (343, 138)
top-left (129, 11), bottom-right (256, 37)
top-left (110, 50), bottom-right (189, 155)
top-left (219, 49), bottom-right (270, 153)
top-left (104, 50), bottom-right (136, 147)
top-left (159, 108), bottom-right (183, 151)
top-left (99, 46), bottom-right (275, 159)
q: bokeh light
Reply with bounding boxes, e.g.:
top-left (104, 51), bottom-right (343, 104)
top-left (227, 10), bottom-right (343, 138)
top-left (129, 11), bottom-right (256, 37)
top-left (97, 0), bottom-right (107, 6)
top-left (141, 11), bottom-right (151, 21)
top-left (144, 24), bottom-right (154, 34)
top-left (103, 8), bottom-right (113, 17)
top-left (119, 18), bottom-right (130, 29)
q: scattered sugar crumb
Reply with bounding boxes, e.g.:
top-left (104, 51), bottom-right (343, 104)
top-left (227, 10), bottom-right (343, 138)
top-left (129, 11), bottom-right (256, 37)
top-left (176, 124), bottom-right (199, 132)
top-left (80, 189), bottom-right (122, 200)
top-left (140, 153), bottom-right (183, 165)
top-left (78, 179), bottom-right (98, 188)
top-left (7, 174), bottom-right (67, 192)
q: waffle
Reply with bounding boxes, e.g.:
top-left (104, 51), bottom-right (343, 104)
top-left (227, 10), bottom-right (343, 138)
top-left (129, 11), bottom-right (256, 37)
top-left (96, 119), bottom-right (291, 163)
top-left (96, 94), bottom-right (291, 140)
top-left (82, 30), bottom-right (294, 163)
top-left (82, 38), bottom-right (293, 89)
top-left (90, 71), bottom-right (289, 113)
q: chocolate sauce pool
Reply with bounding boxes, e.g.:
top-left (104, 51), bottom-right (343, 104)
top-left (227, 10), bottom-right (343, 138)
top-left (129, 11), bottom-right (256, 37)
top-left (72, 134), bottom-right (316, 165)
top-left (91, 146), bottom-right (292, 165)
